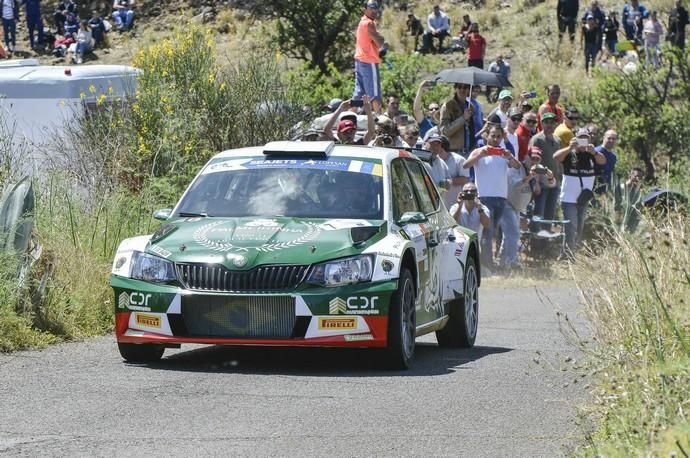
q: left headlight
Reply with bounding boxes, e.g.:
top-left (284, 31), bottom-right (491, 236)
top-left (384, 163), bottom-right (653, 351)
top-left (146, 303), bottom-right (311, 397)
top-left (130, 251), bottom-right (177, 283)
top-left (307, 254), bottom-right (374, 287)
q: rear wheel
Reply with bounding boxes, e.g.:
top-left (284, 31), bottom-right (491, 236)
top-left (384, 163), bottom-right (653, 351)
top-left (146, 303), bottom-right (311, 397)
top-left (381, 269), bottom-right (416, 370)
top-left (436, 255), bottom-right (479, 347)
top-left (118, 342), bottom-right (165, 362)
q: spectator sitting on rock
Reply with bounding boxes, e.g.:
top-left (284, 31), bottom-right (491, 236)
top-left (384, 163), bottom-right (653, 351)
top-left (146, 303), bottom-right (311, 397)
top-left (64, 11), bottom-right (79, 36)
top-left (88, 11), bottom-right (107, 48)
top-left (73, 20), bottom-right (93, 64)
top-left (406, 13), bottom-right (424, 51)
top-left (54, 0), bottom-right (76, 35)
top-left (112, 0), bottom-right (135, 32)
top-left (422, 5), bottom-right (450, 53)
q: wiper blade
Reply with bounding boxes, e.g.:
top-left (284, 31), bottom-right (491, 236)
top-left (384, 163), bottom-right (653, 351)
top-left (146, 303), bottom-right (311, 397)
top-left (178, 212), bottom-right (208, 218)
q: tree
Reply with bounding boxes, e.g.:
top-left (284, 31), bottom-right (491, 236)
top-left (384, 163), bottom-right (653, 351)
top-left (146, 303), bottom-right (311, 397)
top-left (578, 47), bottom-right (690, 181)
top-left (262, 0), bottom-right (363, 74)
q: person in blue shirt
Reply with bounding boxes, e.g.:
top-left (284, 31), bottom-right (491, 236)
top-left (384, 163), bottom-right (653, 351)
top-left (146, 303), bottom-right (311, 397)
top-left (622, 0), bottom-right (649, 40)
top-left (594, 129), bottom-right (618, 193)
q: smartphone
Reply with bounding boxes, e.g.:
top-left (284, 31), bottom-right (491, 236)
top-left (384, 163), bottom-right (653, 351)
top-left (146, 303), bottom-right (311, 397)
top-left (487, 146), bottom-right (504, 156)
top-left (577, 138), bottom-right (589, 147)
top-left (350, 99), bottom-right (364, 108)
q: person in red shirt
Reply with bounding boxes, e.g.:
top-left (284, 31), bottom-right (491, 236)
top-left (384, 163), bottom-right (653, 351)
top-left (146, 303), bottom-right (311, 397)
top-left (515, 111), bottom-right (538, 161)
top-left (466, 23), bottom-right (486, 69)
top-left (536, 84), bottom-right (564, 131)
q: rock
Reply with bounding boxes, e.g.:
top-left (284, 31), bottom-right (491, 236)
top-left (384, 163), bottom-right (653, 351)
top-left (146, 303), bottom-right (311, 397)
top-left (218, 23), bottom-right (230, 34)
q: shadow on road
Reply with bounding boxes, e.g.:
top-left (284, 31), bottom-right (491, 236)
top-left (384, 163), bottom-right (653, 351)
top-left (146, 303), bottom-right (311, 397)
top-left (133, 343), bottom-right (512, 377)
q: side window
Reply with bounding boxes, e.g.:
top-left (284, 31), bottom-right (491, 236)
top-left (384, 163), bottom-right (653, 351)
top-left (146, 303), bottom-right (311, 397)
top-left (391, 159), bottom-right (420, 220)
top-left (405, 160), bottom-right (439, 215)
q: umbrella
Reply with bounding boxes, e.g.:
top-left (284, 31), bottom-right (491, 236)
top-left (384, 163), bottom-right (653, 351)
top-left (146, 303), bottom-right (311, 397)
top-left (434, 67), bottom-right (512, 88)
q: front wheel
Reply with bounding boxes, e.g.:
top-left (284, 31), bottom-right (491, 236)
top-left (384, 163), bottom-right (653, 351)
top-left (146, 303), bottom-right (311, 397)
top-left (436, 255), bottom-right (479, 347)
top-left (381, 269), bottom-right (416, 370)
top-left (118, 342), bottom-right (165, 362)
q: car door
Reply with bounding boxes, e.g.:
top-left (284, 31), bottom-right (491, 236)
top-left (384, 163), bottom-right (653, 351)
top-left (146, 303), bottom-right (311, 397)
top-left (401, 159), bottom-right (446, 324)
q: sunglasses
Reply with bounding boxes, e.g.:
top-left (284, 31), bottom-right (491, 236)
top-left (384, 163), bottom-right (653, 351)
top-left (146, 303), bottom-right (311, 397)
top-left (429, 106), bottom-right (440, 111)
top-left (525, 119), bottom-right (537, 124)
top-left (542, 119), bottom-right (557, 124)
top-left (510, 117), bottom-right (523, 122)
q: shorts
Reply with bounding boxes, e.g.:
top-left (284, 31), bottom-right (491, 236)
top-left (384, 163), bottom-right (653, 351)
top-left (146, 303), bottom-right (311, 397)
top-left (353, 60), bottom-right (381, 102)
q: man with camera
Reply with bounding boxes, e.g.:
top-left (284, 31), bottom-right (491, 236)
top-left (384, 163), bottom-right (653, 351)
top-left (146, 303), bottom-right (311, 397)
top-left (500, 146), bottom-right (557, 268)
top-left (322, 97), bottom-right (376, 145)
top-left (369, 114), bottom-right (407, 147)
top-left (464, 124), bottom-right (520, 268)
top-left (449, 183), bottom-right (491, 243)
top-left (554, 127), bottom-right (606, 258)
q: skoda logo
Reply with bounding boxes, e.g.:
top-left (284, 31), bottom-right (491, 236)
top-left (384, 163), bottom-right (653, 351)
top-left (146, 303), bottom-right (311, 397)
top-left (233, 255), bottom-right (248, 268)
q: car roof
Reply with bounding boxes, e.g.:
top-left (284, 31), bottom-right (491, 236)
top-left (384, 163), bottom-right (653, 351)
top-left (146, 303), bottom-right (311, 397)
top-left (211, 142), bottom-right (420, 163)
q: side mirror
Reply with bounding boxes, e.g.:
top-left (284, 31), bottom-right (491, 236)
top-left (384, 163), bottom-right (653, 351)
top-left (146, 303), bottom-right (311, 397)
top-left (397, 211), bottom-right (427, 225)
top-left (153, 208), bottom-right (172, 221)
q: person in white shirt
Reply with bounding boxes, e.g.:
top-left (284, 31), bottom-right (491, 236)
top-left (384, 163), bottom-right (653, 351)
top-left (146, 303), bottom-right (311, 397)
top-left (464, 124), bottom-right (520, 267)
top-left (74, 20), bottom-right (93, 64)
top-left (449, 183), bottom-right (491, 243)
top-left (431, 134), bottom-right (470, 210)
top-left (504, 107), bottom-right (521, 157)
top-left (423, 5), bottom-right (450, 53)
top-left (424, 134), bottom-right (452, 194)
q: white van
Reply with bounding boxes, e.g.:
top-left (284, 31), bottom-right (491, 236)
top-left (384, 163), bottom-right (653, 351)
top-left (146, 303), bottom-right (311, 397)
top-left (0, 59), bottom-right (140, 152)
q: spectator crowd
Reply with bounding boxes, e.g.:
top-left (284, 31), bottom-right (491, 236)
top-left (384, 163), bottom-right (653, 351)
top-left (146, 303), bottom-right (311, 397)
top-left (2, 0), bottom-right (136, 62)
top-left (302, 0), bottom-right (677, 273)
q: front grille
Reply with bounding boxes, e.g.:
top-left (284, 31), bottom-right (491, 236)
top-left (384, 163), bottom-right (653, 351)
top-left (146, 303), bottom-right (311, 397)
top-left (182, 296), bottom-right (296, 338)
top-left (175, 263), bottom-right (309, 292)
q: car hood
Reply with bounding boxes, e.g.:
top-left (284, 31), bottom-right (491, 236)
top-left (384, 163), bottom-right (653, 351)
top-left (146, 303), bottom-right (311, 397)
top-left (146, 217), bottom-right (385, 268)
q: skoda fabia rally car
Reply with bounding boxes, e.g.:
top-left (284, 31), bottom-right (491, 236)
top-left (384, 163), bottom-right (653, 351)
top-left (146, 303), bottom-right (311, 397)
top-left (110, 141), bottom-right (481, 369)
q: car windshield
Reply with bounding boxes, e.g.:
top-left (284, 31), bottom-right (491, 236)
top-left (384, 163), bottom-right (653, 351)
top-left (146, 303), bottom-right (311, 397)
top-left (175, 158), bottom-right (384, 219)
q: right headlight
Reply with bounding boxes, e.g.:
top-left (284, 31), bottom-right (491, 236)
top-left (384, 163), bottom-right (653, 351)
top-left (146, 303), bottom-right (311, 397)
top-left (130, 251), bottom-right (176, 283)
top-left (307, 255), bottom-right (374, 287)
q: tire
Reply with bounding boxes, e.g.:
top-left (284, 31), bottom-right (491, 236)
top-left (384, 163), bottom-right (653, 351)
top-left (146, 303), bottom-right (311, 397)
top-left (436, 255), bottom-right (479, 348)
top-left (381, 269), bottom-right (416, 370)
top-left (118, 342), bottom-right (165, 362)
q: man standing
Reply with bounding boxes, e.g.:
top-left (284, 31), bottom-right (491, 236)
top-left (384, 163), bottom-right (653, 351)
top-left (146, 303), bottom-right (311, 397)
top-left (554, 107), bottom-right (580, 148)
top-left (554, 128), bottom-right (606, 258)
top-left (622, 0), bottom-right (649, 40)
top-left (439, 83), bottom-right (474, 154)
top-left (423, 5), bottom-right (450, 53)
top-left (382, 94), bottom-right (407, 124)
top-left (449, 183), bottom-right (491, 242)
top-left (424, 135), bottom-right (452, 194)
top-left (2, 0), bottom-right (18, 53)
top-left (668, 0), bottom-right (689, 49)
top-left (23, 0), bottom-right (42, 50)
top-left (528, 112), bottom-right (562, 229)
top-left (516, 111), bottom-right (538, 161)
top-left (432, 135), bottom-right (470, 210)
top-left (465, 23), bottom-right (486, 69)
top-left (487, 54), bottom-right (511, 102)
top-left (464, 124), bottom-right (520, 268)
top-left (537, 84), bottom-right (564, 131)
top-left (354, 2), bottom-right (388, 113)
top-left (557, 0), bottom-right (580, 42)
top-left (487, 89), bottom-right (513, 127)
top-left (594, 129), bottom-right (618, 193)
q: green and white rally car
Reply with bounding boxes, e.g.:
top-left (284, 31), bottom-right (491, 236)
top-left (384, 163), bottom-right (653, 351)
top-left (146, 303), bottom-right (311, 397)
top-left (110, 141), bottom-right (481, 369)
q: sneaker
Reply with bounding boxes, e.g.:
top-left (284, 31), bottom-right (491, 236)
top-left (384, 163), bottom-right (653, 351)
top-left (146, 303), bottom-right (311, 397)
top-left (76, 56), bottom-right (83, 64)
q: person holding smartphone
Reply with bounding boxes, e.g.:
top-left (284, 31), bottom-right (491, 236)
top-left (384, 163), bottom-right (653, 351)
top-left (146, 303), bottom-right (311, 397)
top-left (463, 124), bottom-right (520, 269)
top-left (554, 128), bottom-right (606, 258)
top-left (322, 96), bottom-right (376, 145)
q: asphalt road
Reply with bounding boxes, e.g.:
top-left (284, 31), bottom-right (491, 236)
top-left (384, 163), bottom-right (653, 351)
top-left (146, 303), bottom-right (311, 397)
top-left (0, 284), bottom-right (589, 457)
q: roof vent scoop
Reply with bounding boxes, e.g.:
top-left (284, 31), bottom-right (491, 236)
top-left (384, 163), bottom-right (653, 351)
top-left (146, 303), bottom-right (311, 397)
top-left (351, 225), bottom-right (380, 244)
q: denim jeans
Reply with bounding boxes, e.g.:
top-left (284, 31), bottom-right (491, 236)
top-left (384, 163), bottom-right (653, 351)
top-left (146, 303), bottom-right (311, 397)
top-left (480, 196), bottom-right (506, 267)
top-left (2, 18), bottom-right (16, 49)
top-left (561, 202), bottom-right (588, 256)
top-left (531, 185), bottom-right (559, 230)
top-left (606, 39), bottom-right (617, 54)
top-left (76, 41), bottom-right (93, 57)
top-left (113, 9), bottom-right (134, 30)
top-left (499, 203), bottom-right (521, 267)
top-left (584, 42), bottom-right (599, 72)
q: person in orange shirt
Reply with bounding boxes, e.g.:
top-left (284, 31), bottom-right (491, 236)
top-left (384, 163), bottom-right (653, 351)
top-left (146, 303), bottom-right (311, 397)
top-left (536, 84), bottom-right (564, 131)
top-left (353, 2), bottom-right (388, 113)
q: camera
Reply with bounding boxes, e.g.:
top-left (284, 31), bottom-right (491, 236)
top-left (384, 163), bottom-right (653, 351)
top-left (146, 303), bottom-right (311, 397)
top-left (534, 165), bottom-right (547, 175)
top-left (375, 134), bottom-right (394, 146)
top-left (461, 191), bottom-right (477, 201)
top-left (577, 137), bottom-right (589, 147)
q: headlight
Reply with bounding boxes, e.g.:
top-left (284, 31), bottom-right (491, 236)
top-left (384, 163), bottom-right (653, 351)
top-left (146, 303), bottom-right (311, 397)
top-left (307, 255), bottom-right (374, 287)
top-left (130, 251), bottom-right (177, 283)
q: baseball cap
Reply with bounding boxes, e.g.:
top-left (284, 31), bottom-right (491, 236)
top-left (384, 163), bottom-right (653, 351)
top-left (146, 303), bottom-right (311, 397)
top-left (575, 127), bottom-right (591, 137)
top-left (498, 89), bottom-right (513, 100)
top-left (337, 119), bottom-right (357, 133)
top-left (529, 146), bottom-right (543, 158)
top-left (365, 2), bottom-right (379, 9)
top-left (323, 98), bottom-right (342, 112)
top-left (487, 113), bottom-right (503, 125)
top-left (507, 107), bottom-right (522, 118)
top-left (565, 107), bottom-right (580, 119)
top-left (427, 134), bottom-right (443, 143)
top-left (338, 111), bottom-right (358, 122)
top-left (541, 112), bottom-right (557, 121)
